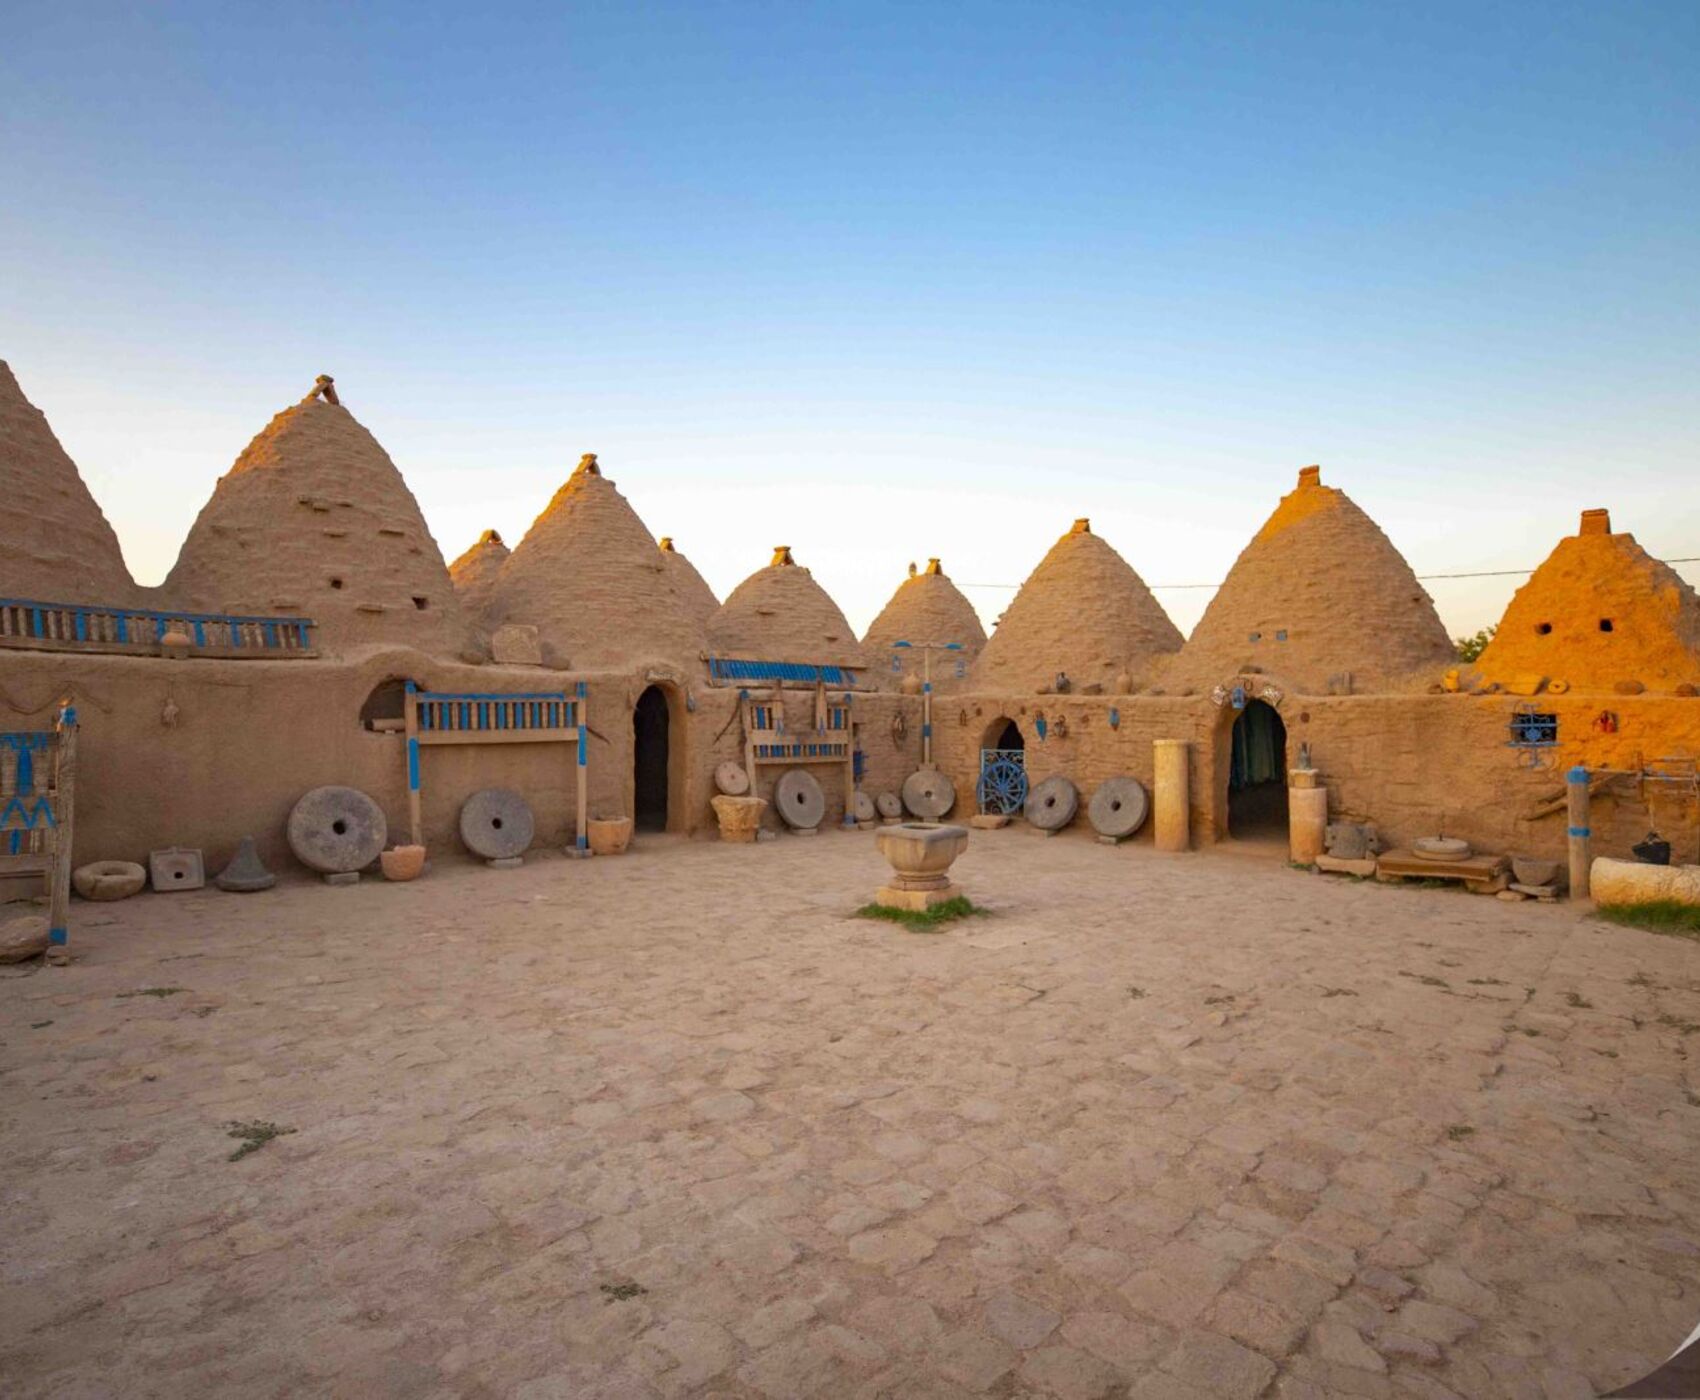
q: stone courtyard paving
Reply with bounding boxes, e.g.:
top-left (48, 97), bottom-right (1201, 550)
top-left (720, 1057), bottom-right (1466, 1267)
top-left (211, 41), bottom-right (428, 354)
top-left (4, 830), bottom-right (1700, 1399)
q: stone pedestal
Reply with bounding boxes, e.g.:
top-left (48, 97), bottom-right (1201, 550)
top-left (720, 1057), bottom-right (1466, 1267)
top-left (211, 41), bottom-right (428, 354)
top-left (710, 795), bottom-right (767, 843)
top-left (1153, 739), bottom-right (1191, 853)
top-left (874, 822), bottom-right (969, 910)
top-left (1288, 772), bottom-right (1327, 864)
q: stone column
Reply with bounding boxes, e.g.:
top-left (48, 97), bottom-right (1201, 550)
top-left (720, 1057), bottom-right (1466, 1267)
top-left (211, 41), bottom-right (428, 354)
top-left (1288, 768), bottom-right (1327, 864)
top-left (1567, 765), bottom-right (1591, 900)
top-left (1153, 739), bottom-right (1191, 853)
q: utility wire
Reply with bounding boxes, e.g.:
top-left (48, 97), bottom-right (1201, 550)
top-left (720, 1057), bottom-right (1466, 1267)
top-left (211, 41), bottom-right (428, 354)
top-left (961, 555), bottom-right (1700, 593)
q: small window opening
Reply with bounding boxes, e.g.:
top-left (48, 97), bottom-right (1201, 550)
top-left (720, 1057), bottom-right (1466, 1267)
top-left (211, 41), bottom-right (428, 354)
top-left (360, 677), bottom-right (415, 733)
top-left (1275, 629), bottom-right (1288, 642)
top-left (1248, 631), bottom-right (1262, 643)
top-left (412, 596), bottom-right (429, 611)
top-left (1599, 618), bottom-right (1613, 632)
top-left (330, 577), bottom-right (345, 590)
top-left (1535, 622), bottom-right (1552, 635)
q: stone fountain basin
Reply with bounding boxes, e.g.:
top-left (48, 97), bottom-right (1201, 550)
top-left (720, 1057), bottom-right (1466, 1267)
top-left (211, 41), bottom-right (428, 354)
top-left (875, 822), bottom-right (969, 876)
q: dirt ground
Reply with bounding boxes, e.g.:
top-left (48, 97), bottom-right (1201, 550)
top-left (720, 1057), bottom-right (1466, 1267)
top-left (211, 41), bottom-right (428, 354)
top-left (4, 829), bottom-right (1700, 1399)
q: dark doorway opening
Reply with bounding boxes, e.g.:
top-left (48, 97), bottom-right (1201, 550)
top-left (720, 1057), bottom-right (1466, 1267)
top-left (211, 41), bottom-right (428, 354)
top-left (992, 718), bottom-right (1023, 752)
top-left (634, 685), bottom-right (670, 832)
top-left (1228, 698), bottom-right (1287, 839)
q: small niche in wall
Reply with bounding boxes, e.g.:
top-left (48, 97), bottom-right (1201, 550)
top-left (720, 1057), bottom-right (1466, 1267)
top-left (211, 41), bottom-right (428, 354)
top-left (330, 577), bottom-right (345, 590)
top-left (1599, 618), bottom-right (1613, 632)
top-left (360, 677), bottom-right (417, 733)
top-left (1535, 622), bottom-right (1552, 635)
top-left (412, 596), bottom-right (429, 611)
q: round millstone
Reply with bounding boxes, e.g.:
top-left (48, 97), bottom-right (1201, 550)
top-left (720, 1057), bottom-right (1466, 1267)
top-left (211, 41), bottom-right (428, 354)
top-left (901, 769), bottom-right (957, 820)
top-left (875, 791), bottom-right (904, 820)
top-left (1087, 777), bottom-right (1149, 839)
top-left (1414, 836), bottom-right (1471, 862)
top-left (459, 788), bottom-right (535, 860)
top-left (287, 786), bottom-right (387, 874)
top-left (775, 769), bottom-right (826, 829)
top-left (714, 761), bottom-right (751, 796)
top-left (1024, 775), bottom-right (1080, 832)
top-left (853, 790), bottom-right (877, 823)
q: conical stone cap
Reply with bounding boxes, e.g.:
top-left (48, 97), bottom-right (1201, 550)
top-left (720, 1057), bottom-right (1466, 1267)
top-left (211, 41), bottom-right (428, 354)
top-left (164, 387), bottom-right (465, 656)
top-left (709, 547), bottom-right (867, 670)
top-left (971, 519), bottom-right (1181, 693)
top-left (1165, 466), bottom-right (1454, 695)
top-left (485, 455), bottom-right (707, 671)
top-left (659, 536), bottom-right (719, 627)
top-left (1475, 508), bottom-right (1700, 693)
top-left (214, 835), bottom-right (276, 892)
top-left (863, 559), bottom-right (987, 691)
top-left (0, 361), bottom-right (136, 603)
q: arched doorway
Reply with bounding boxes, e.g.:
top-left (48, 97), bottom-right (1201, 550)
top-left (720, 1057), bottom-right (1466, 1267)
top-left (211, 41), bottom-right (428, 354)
top-left (633, 686), bottom-right (670, 832)
top-left (1228, 698), bottom-right (1287, 839)
top-left (977, 717), bottom-right (1027, 815)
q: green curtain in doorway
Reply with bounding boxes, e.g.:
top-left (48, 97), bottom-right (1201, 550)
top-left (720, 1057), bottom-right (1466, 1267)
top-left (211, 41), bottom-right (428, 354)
top-left (1230, 703), bottom-right (1284, 789)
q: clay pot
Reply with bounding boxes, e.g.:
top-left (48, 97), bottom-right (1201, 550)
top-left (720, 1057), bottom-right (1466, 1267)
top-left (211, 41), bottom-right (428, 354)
top-left (72, 860), bottom-right (147, 901)
top-left (874, 822), bottom-right (969, 894)
top-left (710, 795), bottom-right (767, 843)
top-left (380, 845), bottom-right (426, 881)
top-left (587, 817), bottom-right (633, 856)
top-left (900, 673), bottom-right (923, 696)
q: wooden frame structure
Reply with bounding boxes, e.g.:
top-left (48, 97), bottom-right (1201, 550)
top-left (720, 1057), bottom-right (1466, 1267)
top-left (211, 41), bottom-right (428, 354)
top-left (403, 682), bottom-right (589, 853)
top-left (0, 702), bottom-right (78, 963)
top-left (741, 686), bottom-right (857, 828)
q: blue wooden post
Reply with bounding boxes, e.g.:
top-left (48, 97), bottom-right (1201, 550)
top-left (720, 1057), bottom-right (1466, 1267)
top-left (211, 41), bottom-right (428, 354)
top-left (405, 681), bottom-right (423, 846)
top-left (1567, 765), bottom-right (1591, 900)
top-left (575, 681), bottom-right (590, 851)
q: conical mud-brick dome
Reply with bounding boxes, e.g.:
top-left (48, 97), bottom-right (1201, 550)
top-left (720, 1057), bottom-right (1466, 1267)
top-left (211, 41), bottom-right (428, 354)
top-left (1166, 466), bottom-right (1453, 695)
top-left (486, 455), bottom-right (706, 671)
top-left (971, 519), bottom-right (1181, 693)
top-left (449, 528), bottom-right (509, 626)
top-left (863, 559), bottom-right (988, 691)
top-left (164, 381), bottom-right (465, 656)
top-left (709, 547), bottom-right (867, 670)
top-left (1475, 509), bottom-right (1700, 694)
top-left (659, 536), bottom-right (719, 627)
top-left (0, 361), bottom-right (136, 603)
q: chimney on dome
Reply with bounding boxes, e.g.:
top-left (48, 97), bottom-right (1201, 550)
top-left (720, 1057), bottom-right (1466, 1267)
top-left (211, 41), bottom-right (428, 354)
top-left (1070, 518), bottom-right (1091, 535)
top-left (1579, 508), bottom-right (1611, 537)
top-left (1298, 465), bottom-right (1321, 487)
top-left (925, 558), bottom-right (943, 575)
top-left (770, 545), bottom-right (795, 566)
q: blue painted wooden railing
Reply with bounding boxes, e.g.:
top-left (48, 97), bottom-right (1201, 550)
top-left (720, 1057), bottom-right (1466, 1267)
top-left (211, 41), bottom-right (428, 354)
top-left (708, 657), bottom-right (859, 686)
top-left (0, 597), bottom-right (315, 655)
top-left (411, 688), bottom-right (578, 734)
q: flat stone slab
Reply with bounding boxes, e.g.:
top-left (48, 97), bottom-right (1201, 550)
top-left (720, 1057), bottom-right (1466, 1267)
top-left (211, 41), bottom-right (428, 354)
top-left (323, 871), bottom-right (360, 886)
top-left (1377, 850), bottom-right (1509, 885)
top-left (1316, 853), bottom-right (1378, 877)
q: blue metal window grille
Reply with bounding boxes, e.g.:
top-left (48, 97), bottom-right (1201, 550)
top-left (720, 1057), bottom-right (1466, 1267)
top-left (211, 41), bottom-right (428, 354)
top-left (1508, 712), bottom-right (1559, 748)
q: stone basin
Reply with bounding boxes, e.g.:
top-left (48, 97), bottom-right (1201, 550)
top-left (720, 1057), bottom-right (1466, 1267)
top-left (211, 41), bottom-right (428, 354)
top-left (710, 794), bottom-right (768, 844)
top-left (873, 822), bottom-right (969, 911)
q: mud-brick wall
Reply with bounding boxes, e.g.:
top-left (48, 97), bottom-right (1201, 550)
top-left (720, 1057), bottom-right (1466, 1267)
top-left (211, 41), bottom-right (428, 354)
top-left (685, 687), bottom-right (922, 833)
top-left (930, 692), bottom-right (1215, 842)
top-left (1303, 693), bottom-right (1700, 864)
top-left (0, 648), bottom-right (638, 875)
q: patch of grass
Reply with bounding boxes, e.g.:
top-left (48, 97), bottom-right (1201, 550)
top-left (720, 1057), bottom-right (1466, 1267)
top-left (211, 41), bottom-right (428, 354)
top-left (1504, 1023), bottom-right (1542, 1037)
top-left (1320, 987), bottom-right (1358, 998)
top-left (1627, 971), bottom-right (1659, 988)
top-left (856, 896), bottom-right (984, 932)
top-left (224, 1120), bottom-right (296, 1162)
top-left (117, 987), bottom-right (184, 999)
top-left (1467, 977), bottom-right (1507, 986)
top-left (1445, 1124), bottom-right (1475, 1141)
top-left (1596, 901), bottom-right (1700, 941)
top-left (1203, 994), bottom-right (1236, 1006)
top-left (1287, 861), bottom-right (1315, 872)
top-left (1127, 986), bottom-right (1147, 1000)
top-left (1657, 1014), bottom-right (1700, 1036)
top-left (600, 1281), bottom-right (647, 1303)
top-left (29, 1020), bottom-right (52, 1029)
top-left (1563, 992), bottom-right (1595, 1010)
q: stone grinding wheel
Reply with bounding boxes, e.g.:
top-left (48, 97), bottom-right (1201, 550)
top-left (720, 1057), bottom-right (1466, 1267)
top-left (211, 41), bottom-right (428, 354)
top-left (1024, 775), bottom-right (1079, 832)
top-left (287, 786), bottom-right (387, 874)
top-left (853, 790), bottom-right (877, 823)
top-left (875, 791), bottom-right (904, 820)
top-left (1088, 777), bottom-right (1149, 839)
top-left (775, 769), bottom-right (827, 829)
top-left (901, 770), bottom-right (957, 820)
top-left (714, 761), bottom-right (750, 797)
top-left (1414, 836), bottom-right (1471, 862)
top-left (459, 787), bottom-right (535, 860)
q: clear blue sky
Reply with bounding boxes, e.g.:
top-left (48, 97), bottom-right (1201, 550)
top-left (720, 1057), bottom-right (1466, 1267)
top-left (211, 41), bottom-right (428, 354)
top-left (4, 0), bottom-right (1696, 638)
